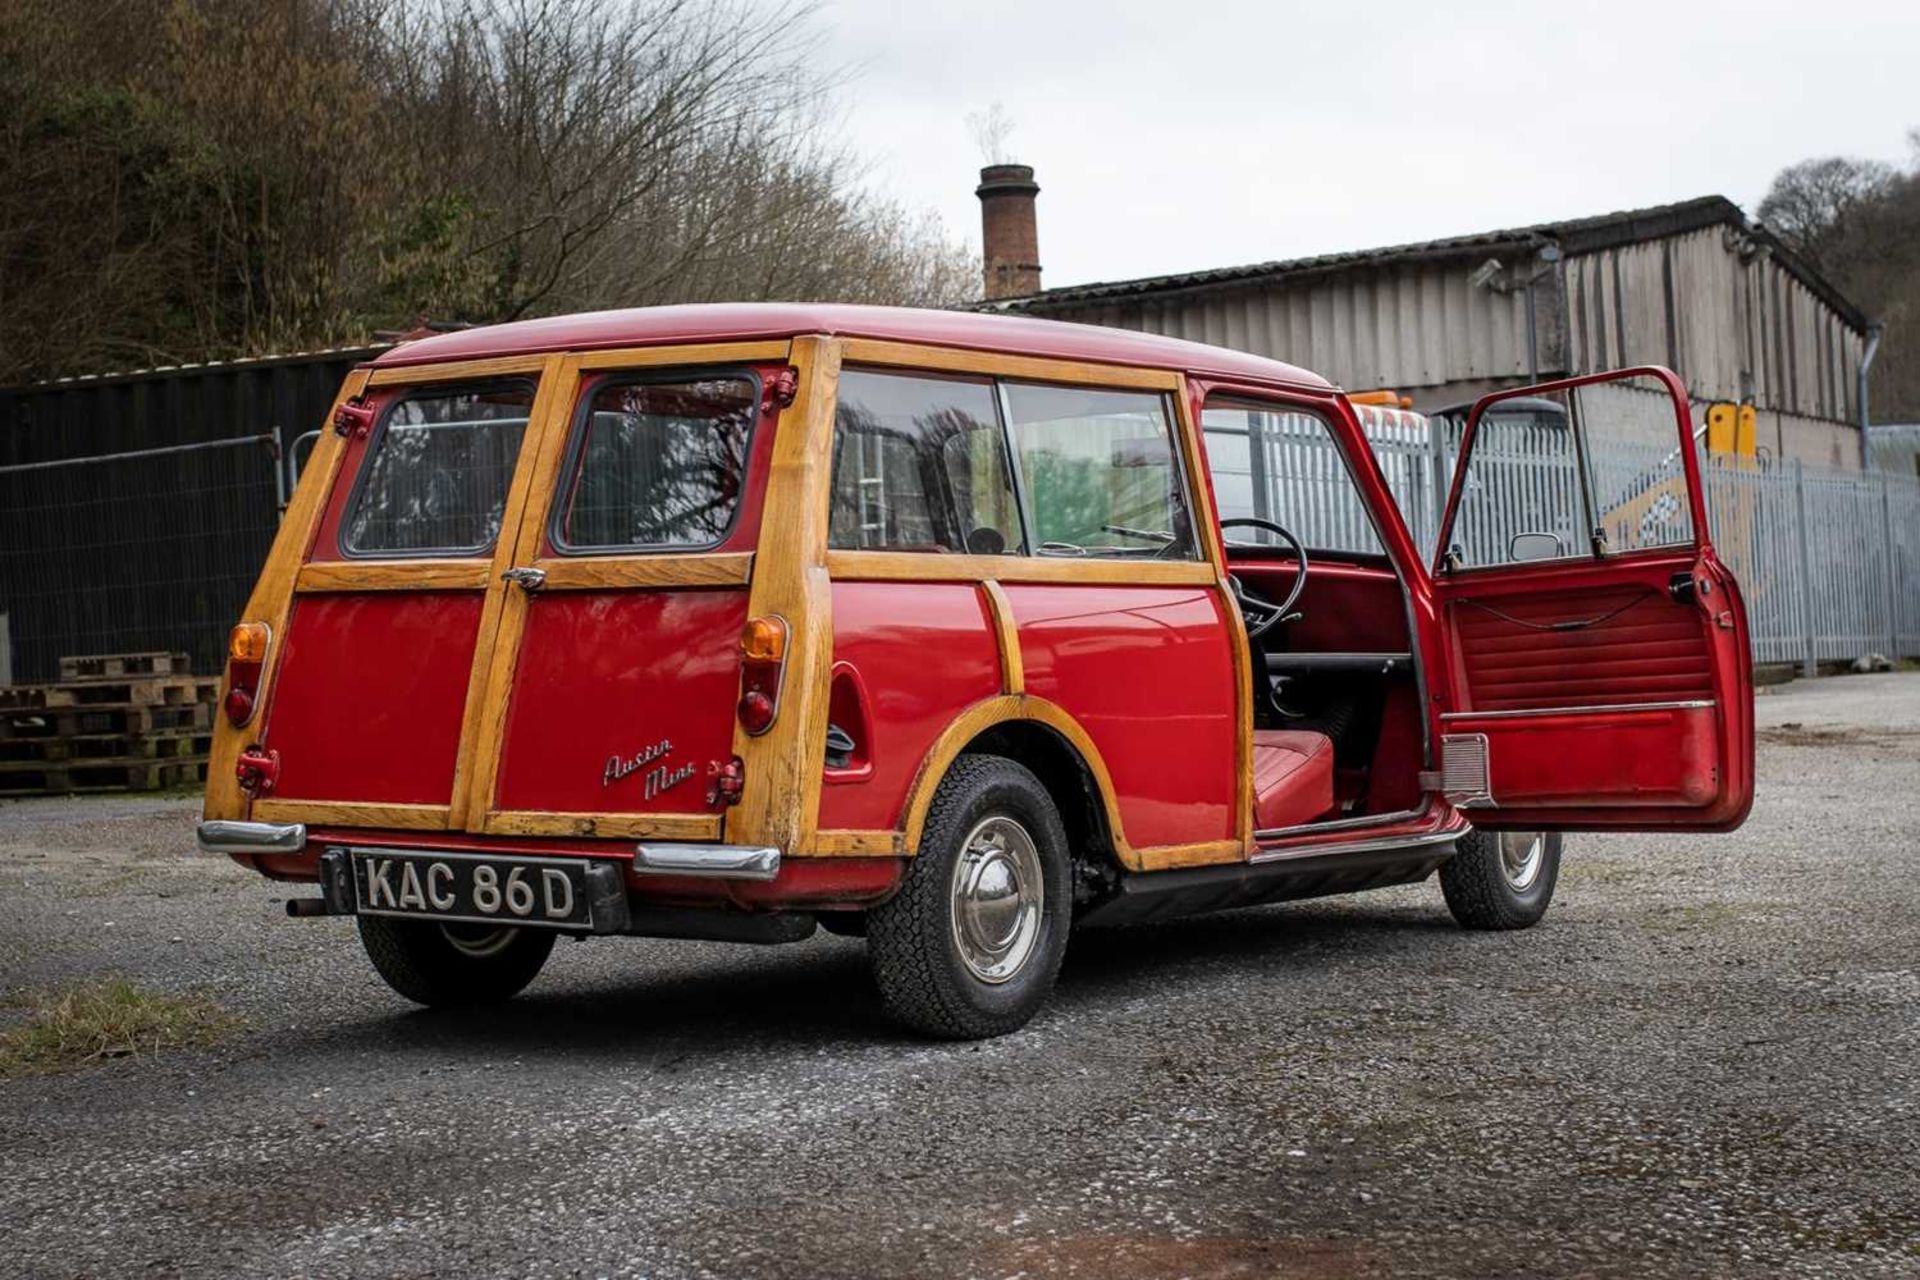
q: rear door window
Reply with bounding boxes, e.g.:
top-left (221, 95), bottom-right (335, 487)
top-left (829, 369), bottom-right (1021, 554)
top-left (343, 382), bottom-right (533, 556)
top-left (553, 374), bottom-right (758, 552)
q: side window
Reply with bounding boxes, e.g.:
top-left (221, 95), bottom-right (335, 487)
top-left (553, 374), bottom-right (757, 552)
top-left (829, 369), bottom-right (1020, 554)
top-left (1446, 376), bottom-right (1696, 569)
top-left (1202, 400), bottom-right (1385, 555)
top-left (1002, 383), bottom-right (1196, 559)
top-left (344, 382), bottom-right (533, 556)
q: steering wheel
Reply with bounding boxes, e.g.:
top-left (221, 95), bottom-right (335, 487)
top-left (1219, 517), bottom-right (1309, 640)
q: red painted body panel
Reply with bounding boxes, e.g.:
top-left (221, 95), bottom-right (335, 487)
top-left (1007, 583), bottom-right (1238, 847)
top-left (1447, 703), bottom-right (1720, 807)
top-left (494, 590), bottom-right (749, 814)
top-left (1427, 356), bottom-right (1756, 832)
top-left (262, 593), bottom-right (482, 803)
top-left (372, 303), bottom-right (1331, 391)
top-left (817, 582), bottom-right (1002, 831)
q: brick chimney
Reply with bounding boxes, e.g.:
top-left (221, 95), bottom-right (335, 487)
top-left (977, 164), bottom-right (1041, 300)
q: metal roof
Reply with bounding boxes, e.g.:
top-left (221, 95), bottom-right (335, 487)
top-left (985, 195), bottom-right (1869, 334)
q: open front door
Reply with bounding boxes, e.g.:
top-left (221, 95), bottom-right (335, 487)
top-left (1430, 367), bottom-right (1753, 830)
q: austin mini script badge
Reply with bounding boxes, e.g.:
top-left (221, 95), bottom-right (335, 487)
top-left (603, 739), bottom-right (697, 799)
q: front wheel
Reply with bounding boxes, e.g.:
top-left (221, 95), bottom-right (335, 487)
top-left (357, 916), bottom-right (556, 1007)
top-left (1439, 830), bottom-right (1562, 930)
top-left (866, 755), bottom-right (1072, 1039)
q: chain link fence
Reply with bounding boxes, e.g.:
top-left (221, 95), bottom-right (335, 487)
top-left (0, 435), bottom-right (289, 684)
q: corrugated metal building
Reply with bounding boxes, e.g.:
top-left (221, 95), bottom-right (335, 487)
top-left (983, 195), bottom-right (1871, 470)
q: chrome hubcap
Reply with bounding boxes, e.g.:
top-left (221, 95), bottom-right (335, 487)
top-left (441, 923), bottom-right (517, 958)
top-left (1499, 832), bottom-right (1546, 892)
top-left (949, 815), bottom-right (1044, 984)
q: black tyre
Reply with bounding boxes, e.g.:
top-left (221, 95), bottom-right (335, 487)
top-left (356, 917), bottom-right (556, 1007)
top-left (1439, 829), bottom-right (1563, 930)
top-left (866, 755), bottom-right (1072, 1039)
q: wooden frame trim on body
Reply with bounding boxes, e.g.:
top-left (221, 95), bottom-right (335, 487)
top-left (449, 352), bottom-right (582, 829)
top-left (825, 551), bottom-right (1216, 587)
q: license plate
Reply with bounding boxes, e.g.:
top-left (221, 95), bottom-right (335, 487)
top-left (350, 849), bottom-right (593, 930)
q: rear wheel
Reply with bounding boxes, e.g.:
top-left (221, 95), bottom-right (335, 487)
top-left (1440, 829), bottom-right (1562, 930)
top-left (357, 916), bottom-right (556, 1007)
top-left (866, 755), bottom-right (1071, 1039)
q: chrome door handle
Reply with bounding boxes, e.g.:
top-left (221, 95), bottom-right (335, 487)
top-left (501, 567), bottom-right (547, 593)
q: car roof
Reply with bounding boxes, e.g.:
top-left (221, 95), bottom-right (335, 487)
top-left (370, 303), bottom-right (1333, 391)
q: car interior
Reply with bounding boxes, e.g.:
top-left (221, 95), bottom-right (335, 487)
top-left (1202, 399), bottom-right (1427, 838)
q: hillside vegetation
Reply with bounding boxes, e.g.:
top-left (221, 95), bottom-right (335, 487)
top-left (0, 0), bottom-right (976, 383)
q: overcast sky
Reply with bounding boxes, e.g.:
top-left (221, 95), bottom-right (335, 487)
top-left (817, 0), bottom-right (1920, 290)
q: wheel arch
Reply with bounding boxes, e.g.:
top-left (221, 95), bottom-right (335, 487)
top-left (900, 696), bottom-right (1129, 869)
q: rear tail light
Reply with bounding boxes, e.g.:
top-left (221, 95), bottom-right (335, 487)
top-left (707, 755), bottom-right (746, 807)
top-left (736, 615), bottom-right (788, 736)
top-left (225, 622), bottom-right (270, 727)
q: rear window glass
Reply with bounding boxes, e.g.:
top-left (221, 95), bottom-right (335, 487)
top-left (554, 375), bottom-right (757, 552)
top-left (343, 383), bottom-right (533, 556)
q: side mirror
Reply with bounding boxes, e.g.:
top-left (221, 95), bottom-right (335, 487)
top-left (1509, 531), bottom-right (1566, 562)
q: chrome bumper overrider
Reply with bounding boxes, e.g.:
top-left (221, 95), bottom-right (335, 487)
top-left (632, 842), bottom-right (781, 881)
top-left (196, 820), bottom-right (308, 855)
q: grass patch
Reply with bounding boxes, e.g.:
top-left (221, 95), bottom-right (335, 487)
top-left (0, 980), bottom-right (238, 1077)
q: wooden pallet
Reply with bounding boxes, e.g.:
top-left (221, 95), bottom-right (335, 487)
top-left (58, 652), bottom-right (194, 683)
top-left (0, 702), bottom-right (211, 742)
top-left (0, 655), bottom-right (218, 795)
top-left (0, 677), bottom-right (219, 710)
top-left (0, 729), bottom-right (213, 765)
top-left (0, 757), bottom-right (209, 797)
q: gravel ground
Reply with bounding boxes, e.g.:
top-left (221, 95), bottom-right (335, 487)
top-left (1, 673), bottom-right (1916, 1279)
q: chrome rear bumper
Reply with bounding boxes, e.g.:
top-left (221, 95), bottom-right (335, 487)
top-left (632, 842), bottom-right (781, 881)
top-left (196, 820), bottom-right (307, 856)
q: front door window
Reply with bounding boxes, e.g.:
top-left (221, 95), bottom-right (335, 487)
top-left (1442, 373), bottom-right (1700, 571)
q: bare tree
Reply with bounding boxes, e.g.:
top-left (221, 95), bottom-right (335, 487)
top-left (1759, 135), bottom-right (1920, 421)
top-left (1758, 154), bottom-right (1899, 269)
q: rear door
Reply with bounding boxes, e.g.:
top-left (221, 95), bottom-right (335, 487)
top-left (1430, 367), bottom-right (1753, 830)
top-left (462, 345), bottom-right (791, 841)
top-left (251, 365), bottom-right (550, 832)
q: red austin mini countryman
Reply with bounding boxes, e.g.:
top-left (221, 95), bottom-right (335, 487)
top-left (198, 304), bottom-right (1754, 1038)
